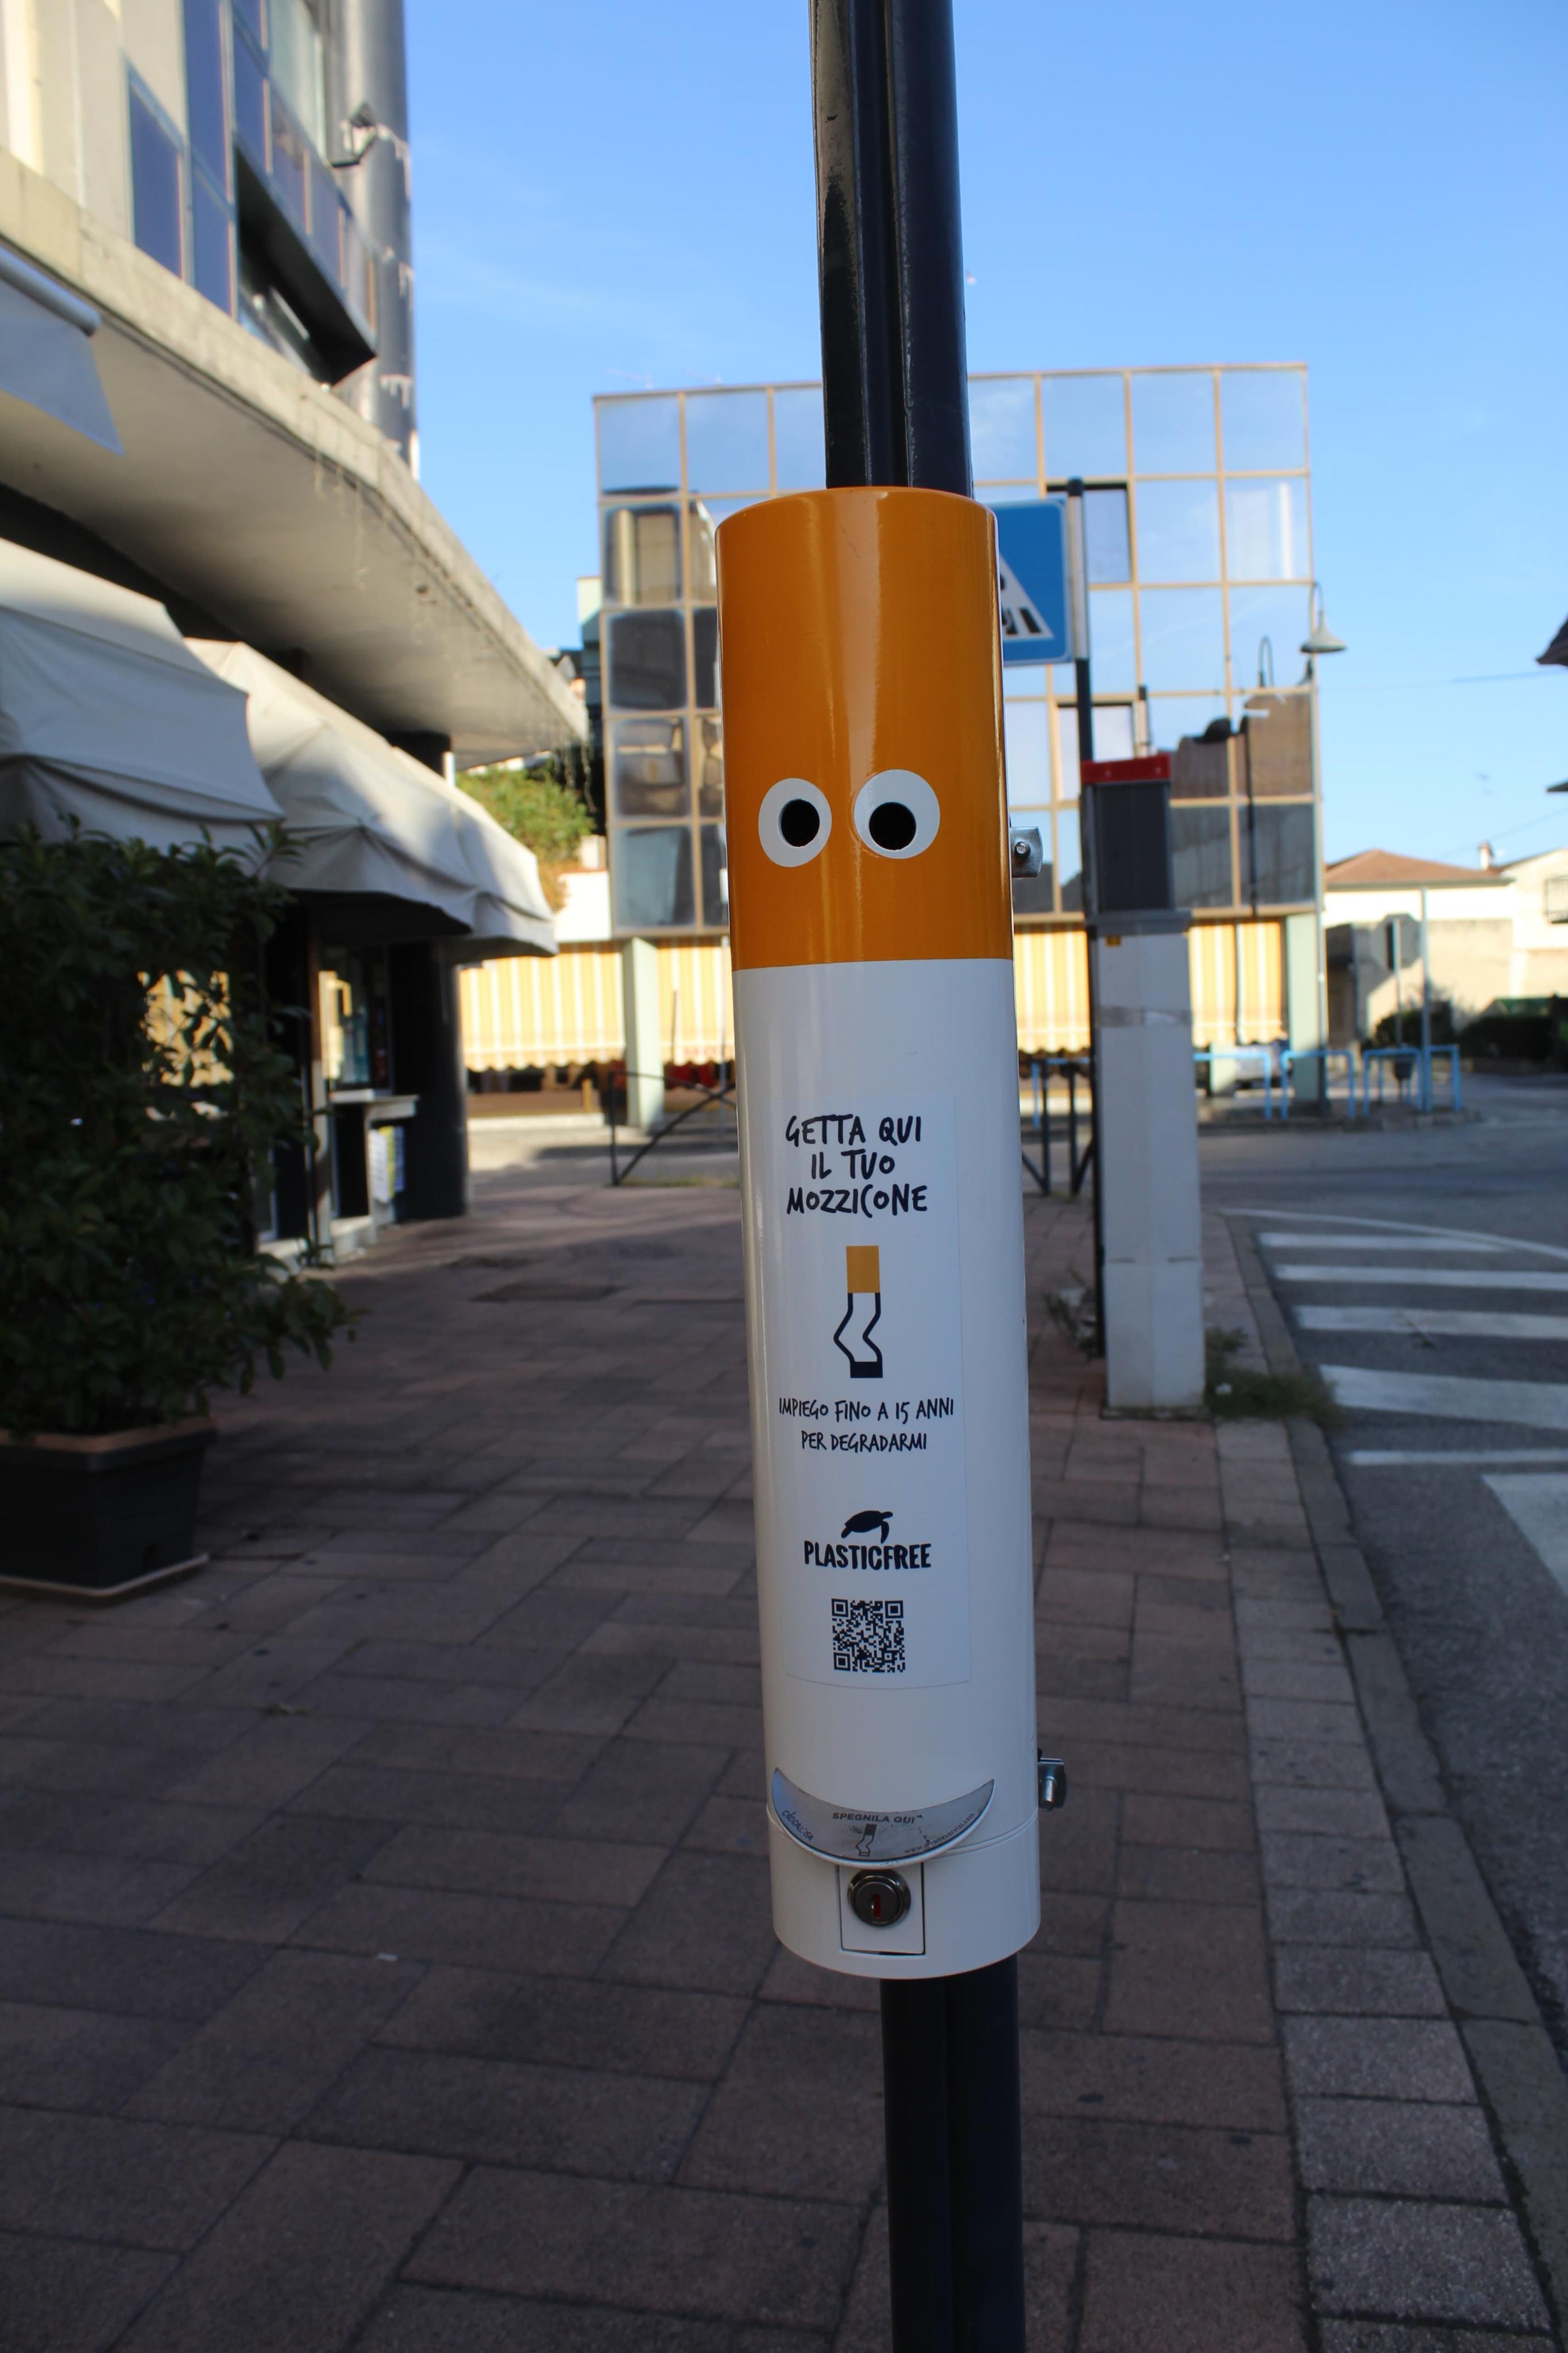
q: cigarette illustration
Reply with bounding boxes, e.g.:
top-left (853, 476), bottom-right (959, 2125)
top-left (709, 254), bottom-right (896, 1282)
top-left (834, 1244), bottom-right (883, 1379)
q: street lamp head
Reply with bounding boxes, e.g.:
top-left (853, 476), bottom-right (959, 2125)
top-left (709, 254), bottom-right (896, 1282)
top-left (1300, 583), bottom-right (1346, 659)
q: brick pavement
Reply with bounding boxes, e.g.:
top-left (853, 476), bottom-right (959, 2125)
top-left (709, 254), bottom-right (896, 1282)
top-left (0, 1175), bottom-right (1557, 2350)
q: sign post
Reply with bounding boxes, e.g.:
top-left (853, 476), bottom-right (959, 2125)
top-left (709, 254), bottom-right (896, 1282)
top-left (715, 6), bottom-right (1046, 2347)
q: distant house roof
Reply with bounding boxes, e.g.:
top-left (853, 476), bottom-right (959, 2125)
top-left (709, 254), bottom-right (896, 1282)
top-left (1324, 849), bottom-right (1505, 890)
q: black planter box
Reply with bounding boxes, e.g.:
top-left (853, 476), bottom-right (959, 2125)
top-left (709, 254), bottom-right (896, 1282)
top-left (0, 1420), bottom-right (213, 1599)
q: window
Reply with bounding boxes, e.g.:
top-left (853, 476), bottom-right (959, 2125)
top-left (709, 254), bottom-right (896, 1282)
top-left (603, 506), bottom-right (681, 607)
top-left (685, 391), bottom-right (769, 493)
top-left (1227, 587), bottom-right (1310, 692)
top-left (614, 827), bottom-right (694, 929)
top-left (599, 396), bottom-right (681, 495)
top-left (1131, 372), bottom-right (1216, 474)
top-left (607, 611), bottom-right (685, 711)
top-left (686, 503), bottom-right (717, 601)
top-left (183, 0), bottom-right (228, 189)
top-left (1248, 805), bottom-right (1315, 905)
top-left (268, 89), bottom-right (308, 228)
top-left (692, 608), bottom-right (718, 711)
top-left (129, 82), bottom-right (184, 276)
top-left (191, 172), bottom-right (234, 310)
top-left (1225, 479), bottom-right (1309, 581)
top-left (694, 718), bottom-right (723, 816)
top-left (1042, 374), bottom-right (1125, 479)
top-left (1242, 693), bottom-right (1313, 799)
top-left (269, 0), bottom-right (326, 150)
top-left (970, 377), bottom-right (1037, 480)
top-left (1138, 588), bottom-right (1225, 694)
top-left (1172, 807), bottom-right (1234, 908)
top-left (700, 825), bottom-right (728, 927)
top-left (611, 720), bottom-right (686, 818)
top-left (1084, 587), bottom-right (1136, 688)
top-left (1082, 488), bottom-right (1131, 584)
top-left (773, 387), bottom-right (825, 490)
top-left (1221, 370), bottom-right (1306, 472)
top-left (1134, 481), bottom-right (1221, 583)
top-left (310, 157), bottom-right (342, 284)
top-left (1003, 699), bottom-right (1049, 807)
top-left (233, 29), bottom-right (267, 163)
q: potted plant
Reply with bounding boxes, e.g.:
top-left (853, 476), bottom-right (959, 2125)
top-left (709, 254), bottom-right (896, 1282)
top-left (0, 828), bottom-right (350, 1598)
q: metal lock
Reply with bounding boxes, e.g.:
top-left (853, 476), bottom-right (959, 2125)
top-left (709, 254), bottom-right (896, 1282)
top-left (1037, 1754), bottom-right (1068, 1811)
top-left (847, 1869), bottom-right (913, 1928)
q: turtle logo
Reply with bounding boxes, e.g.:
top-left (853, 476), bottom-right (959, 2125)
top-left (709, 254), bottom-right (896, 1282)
top-left (841, 1509), bottom-right (893, 1543)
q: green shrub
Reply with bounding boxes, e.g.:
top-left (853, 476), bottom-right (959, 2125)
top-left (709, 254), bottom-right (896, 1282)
top-left (459, 758), bottom-right (593, 910)
top-left (1206, 1328), bottom-right (1342, 1425)
top-left (0, 828), bottom-right (350, 1437)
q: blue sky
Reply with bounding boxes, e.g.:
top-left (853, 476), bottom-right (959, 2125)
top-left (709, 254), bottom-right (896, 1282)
top-left (407, 0), bottom-right (1567, 867)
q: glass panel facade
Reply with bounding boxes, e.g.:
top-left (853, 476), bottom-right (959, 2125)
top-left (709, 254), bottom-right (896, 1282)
top-left (1225, 477), bottom-right (1310, 581)
top-left (616, 826), bottom-right (694, 929)
top-left (1222, 369), bottom-right (1307, 472)
top-left (269, 0), bottom-right (326, 151)
top-left (1003, 700), bottom-right (1049, 808)
top-left (969, 377), bottom-right (1037, 479)
top-left (692, 608), bottom-right (718, 711)
top-left (600, 396), bottom-right (681, 493)
top-left (700, 825), bottom-right (728, 927)
top-left (183, 0), bottom-right (227, 187)
top-left (1131, 371), bottom-right (1216, 474)
top-left (1083, 488), bottom-right (1131, 583)
top-left (1138, 588), bottom-right (1225, 693)
top-left (1041, 373), bottom-right (1126, 478)
top-left (234, 30), bottom-right (267, 161)
top-left (1172, 806), bottom-right (1234, 908)
top-left (685, 390), bottom-right (770, 492)
top-left (1146, 695), bottom-right (1227, 751)
top-left (606, 610), bottom-right (685, 711)
top-left (686, 503), bottom-right (717, 601)
top-left (1086, 588), bottom-right (1136, 689)
top-left (1248, 804), bottom-right (1316, 905)
top-left (612, 719), bottom-right (687, 818)
top-left (773, 387), bottom-right (825, 489)
top-left (1134, 480), bottom-right (1221, 584)
top-left (604, 505), bottom-right (682, 606)
top-left (1056, 807), bottom-right (1083, 911)
top-left (268, 88), bottom-right (308, 227)
top-left (694, 716), bottom-right (724, 816)
top-left (191, 172), bottom-right (234, 310)
top-left (597, 363), bottom-right (1315, 928)
top-left (1228, 585), bottom-right (1310, 691)
top-left (129, 83), bottom-right (184, 275)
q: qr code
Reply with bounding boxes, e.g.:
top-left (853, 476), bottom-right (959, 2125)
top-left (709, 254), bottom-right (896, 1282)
top-left (832, 1596), bottom-right (906, 1675)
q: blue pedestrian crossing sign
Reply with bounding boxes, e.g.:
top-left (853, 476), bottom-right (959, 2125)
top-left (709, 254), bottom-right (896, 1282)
top-left (987, 498), bottom-right (1074, 667)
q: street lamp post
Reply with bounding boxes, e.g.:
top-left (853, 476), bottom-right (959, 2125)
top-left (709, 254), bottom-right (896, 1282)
top-left (1298, 583), bottom-right (1346, 1108)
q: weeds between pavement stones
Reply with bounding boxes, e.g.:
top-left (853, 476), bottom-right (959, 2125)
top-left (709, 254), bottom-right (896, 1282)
top-left (1206, 1325), bottom-right (1343, 1425)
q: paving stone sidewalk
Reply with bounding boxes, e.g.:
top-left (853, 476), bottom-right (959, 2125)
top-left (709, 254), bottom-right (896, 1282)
top-left (0, 1174), bottom-right (1557, 2351)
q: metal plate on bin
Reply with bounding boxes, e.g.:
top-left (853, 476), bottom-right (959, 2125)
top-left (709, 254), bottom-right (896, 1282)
top-left (770, 1767), bottom-right (994, 1863)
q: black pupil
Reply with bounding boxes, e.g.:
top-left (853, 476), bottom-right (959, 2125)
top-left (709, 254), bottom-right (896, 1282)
top-left (868, 800), bottom-right (917, 851)
top-left (779, 799), bottom-right (820, 848)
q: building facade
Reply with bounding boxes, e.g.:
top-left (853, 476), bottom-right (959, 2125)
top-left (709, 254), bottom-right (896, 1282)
top-left (594, 367), bottom-right (1321, 942)
top-left (0, 0), bottom-right (585, 1247)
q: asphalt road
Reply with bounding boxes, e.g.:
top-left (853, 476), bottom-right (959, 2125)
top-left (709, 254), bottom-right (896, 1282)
top-left (1200, 1073), bottom-right (1568, 2057)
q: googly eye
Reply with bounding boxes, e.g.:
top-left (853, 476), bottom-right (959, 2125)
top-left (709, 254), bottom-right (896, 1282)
top-left (758, 778), bottom-right (832, 867)
top-left (852, 769), bottom-right (940, 860)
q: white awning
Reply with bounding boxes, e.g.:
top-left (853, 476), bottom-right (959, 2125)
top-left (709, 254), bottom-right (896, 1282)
top-left (191, 642), bottom-right (555, 958)
top-left (0, 541), bottom-right (281, 851)
top-left (0, 245), bottom-right (121, 453)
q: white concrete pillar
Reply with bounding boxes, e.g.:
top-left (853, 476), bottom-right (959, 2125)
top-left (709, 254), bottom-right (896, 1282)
top-left (621, 936), bottom-right (665, 1131)
top-left (1285, 908), bottom-right (1326, 1108)
top-left (1092, 924), bottom-right (1206, 1415)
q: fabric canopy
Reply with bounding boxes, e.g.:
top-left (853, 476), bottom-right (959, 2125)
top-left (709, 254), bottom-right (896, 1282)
top-left (192, 642), bottom-right (555, 958)
top-left (0, 247), bottom-right (121, 453)
top-left (0, 542), bottom-right (281, 851)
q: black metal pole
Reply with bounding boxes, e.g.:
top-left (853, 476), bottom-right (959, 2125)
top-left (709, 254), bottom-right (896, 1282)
top-left (810, 9), bottom-right (1025, 2351)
